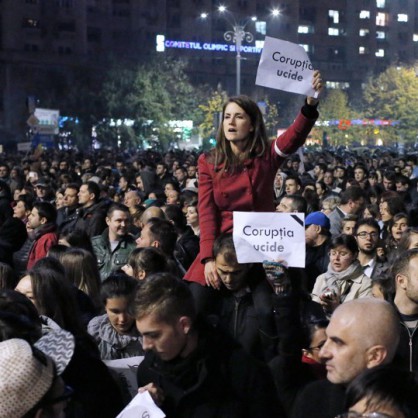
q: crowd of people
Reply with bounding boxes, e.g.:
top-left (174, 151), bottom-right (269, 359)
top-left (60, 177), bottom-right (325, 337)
top-left (1, 72), bottom-right (418, 417)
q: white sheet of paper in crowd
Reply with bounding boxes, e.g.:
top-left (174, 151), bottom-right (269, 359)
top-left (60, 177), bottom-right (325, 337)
top-left (233, 212), bottom-right (305, 267)
top-left (256, 36), bottom-right (316, 97)
top-left (103, 356), bottom-right (144, 399)
top-left (116, 390), bottom-right (166, 418)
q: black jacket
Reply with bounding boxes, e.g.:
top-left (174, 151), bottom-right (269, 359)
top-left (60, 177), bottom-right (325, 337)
top-left (212, 273), bottom-right (278, 362)
top-left (137, 319), bottom-right (284, 418)
top-left (74, 199), bottom-right (111, 238)
top-left (291, 379), bottom-right (346, 418)
top-left (175, 226), bottom-right (200, 271)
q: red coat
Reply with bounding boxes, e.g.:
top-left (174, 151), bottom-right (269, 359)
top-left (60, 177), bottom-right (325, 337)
top-left (184, 110), bottom-right (317, 285)
top-left (27, 224), bottom-right (58, 269)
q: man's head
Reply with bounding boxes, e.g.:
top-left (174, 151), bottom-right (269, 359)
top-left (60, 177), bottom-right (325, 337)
top-left (27, 202), bottom-right (57, 230)
top-left (133, 273), bottom-right (196, 361)
top-left (135, 217), bottom-right (177, 256)
top-left (313, 163), bottom-right (327, 180)
top-left (383, 171), bottom-right (396, 191)
top-left (156, 163), bottom-right (167, 178)
top-left (213, 233), bottom-right (252, 292)
top-left (78, 181), bottom-right (100, 208)
top-left (174, 167), bottom-right (187, 183)
top-left (339, 186), bottom-right (366, 215)
top-left (341, 215), bottom-right (358, 236)
top-left (106, 203), bottom-right (130, 241)
top-left (124, 190), bottom-right (142, 210)
top-left (101, 273), bottom-right (138, 335)
top-left (285, 175), bottom-right (302, 195)
top-left (392, 249), bottom-right (418, 311)
top-left (187, 165), bottom-right (197, 179)
top-left (276, 195), bottom-right (307, 213)
top-left (63, 183), bottom-right (79, 208)
top-left (0, 163), bottom-right (9, 179)
top-left (354, 218), bottom-right (380, 255)
top-left (305, 211), bottom-right (331, 246)
top-left (319, 299), bottom-right (400, 385)
top-left (354, 164), bottom-right (368, 183)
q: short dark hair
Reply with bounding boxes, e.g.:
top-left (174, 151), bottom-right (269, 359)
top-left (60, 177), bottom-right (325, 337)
top-left (127, 247), bottom-right (168, 277)
top-left (147, 217), bottom-right (178, 256)
top-left (33, 201), bottom-right (57, 224)
top-left (340, 186), bottom-right (365, 205)
top-left (285, 194), bottom-right (308, 213)
top-left (213, 233), bottom-right (237, 264)
top-left (354, 218), bottom-right (380, 236)
top-left (101, 273), bottom-right (138, 305)
top-left (131, 273), bottom-right (196, 324)
top-left (83, 181), bottom-right (100, 202)
top-left (391, 248), bottom-right (418, 278)
top-left (107, 202), bottom-right (129, 218)
top-left (285, 175), bottom-right (302, 187)
top-left (329, 234), bottom-right (358, 254)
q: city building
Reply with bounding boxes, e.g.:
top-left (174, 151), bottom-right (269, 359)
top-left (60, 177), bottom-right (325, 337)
top-left (0, 0), bottom-right (417, 140)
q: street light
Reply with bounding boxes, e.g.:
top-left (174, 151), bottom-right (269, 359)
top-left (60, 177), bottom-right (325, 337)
top-left (201, 6), bottom-right (280, 96)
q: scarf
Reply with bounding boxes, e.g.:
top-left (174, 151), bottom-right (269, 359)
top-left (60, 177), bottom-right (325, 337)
top-left (322, 260), bottom-right (364, 301)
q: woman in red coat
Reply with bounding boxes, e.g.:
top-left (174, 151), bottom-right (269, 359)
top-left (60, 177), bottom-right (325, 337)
top-left (185, 71), bottom-right (323, 288)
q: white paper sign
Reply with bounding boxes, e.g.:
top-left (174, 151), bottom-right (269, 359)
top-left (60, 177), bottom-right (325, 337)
top-left (104, 356), bottom-right (144, 399)
top-left (233, 212), bottom-right (305, 267)
top-left (116, 391), bottom-right (166, 418)
top-left (256, 37), bottom-right (315, 96)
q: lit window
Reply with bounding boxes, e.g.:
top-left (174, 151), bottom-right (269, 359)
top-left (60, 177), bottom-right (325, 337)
top-left (413, 34), bottom-right (418, 42)
top-left (376, 49), bottom-right (385, 57)
top-left (359, 29), bottom-right (369, 36)
top-left (398, 14), bottom-right (408, 22)
top-left (255, 40), bottom-right (264, 49)
top-left (328, 28), bottom-right (339, 36)
top-left (300, 44), bottom-right (310, 52)
top-left (326, 81), bottom-right (350, 89)
top-left (360, 10), bottom-right (370, 19)
top-left (359, 46), bottom-right (366, 54)
top-left (376, 0), bottom-right (385, 7)
top-left (376, 31), bottom-right (385, 39)
top-left (298, 26), bottom-right (310, 34)
top-left (376, 12), bottom-right (387, 26)
top-left (255, 21), bottom-right (266, 35)
top-left (156, 34), bottom-right (165, 52)
top-left (329, 10), bottom-right (339, 24)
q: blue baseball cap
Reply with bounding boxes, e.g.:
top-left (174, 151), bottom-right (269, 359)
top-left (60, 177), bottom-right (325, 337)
top-left (305, 211), bottom-right (330, 229)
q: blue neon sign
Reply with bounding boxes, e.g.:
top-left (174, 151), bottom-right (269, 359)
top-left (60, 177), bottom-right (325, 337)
top-left (156, 35), bottom-right (263, 54)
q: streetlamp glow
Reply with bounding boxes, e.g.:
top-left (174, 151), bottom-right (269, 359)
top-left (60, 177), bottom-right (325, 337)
top-left (200, 8), bottom-right (280, 95)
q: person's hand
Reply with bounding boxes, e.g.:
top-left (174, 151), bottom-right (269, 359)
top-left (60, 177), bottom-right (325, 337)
top-left (319, 291), bottom-right (340, 313)
top-left (307, 70), bottom-right (324, 106)
top-left (204, 260), bottom-right (221, 290)
top-left (263, 260), bottom-right (290, 295)
top-left (138, 383), bottom-right (165, 406)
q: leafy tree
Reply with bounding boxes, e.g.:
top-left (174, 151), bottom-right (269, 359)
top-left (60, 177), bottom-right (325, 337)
top-left (362, 65), bottom-right (418, 144)
top-left (262, 97), bottom-right (279, 138)
top-left (314, 89), bottom-right (360, 146)
top-left (100, 57), bottom-right (204, 150)
top-left (198, 87), bottom-right (228, 140)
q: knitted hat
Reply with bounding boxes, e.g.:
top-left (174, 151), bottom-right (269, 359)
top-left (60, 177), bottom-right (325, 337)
top-left (0, 328), bottom-right (75, 418)
top-left (0, 338), bottom-right (54, 418)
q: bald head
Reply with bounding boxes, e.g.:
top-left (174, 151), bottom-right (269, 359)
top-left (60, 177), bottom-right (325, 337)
top-left (140, 207), bottom-right (165, 227)
top-left (334, 299), bottom-right (400, 360)
top-left (320, 298), bottom-right (400, 385)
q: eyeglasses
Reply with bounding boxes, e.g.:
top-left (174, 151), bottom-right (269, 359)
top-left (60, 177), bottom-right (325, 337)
top-left (335, 413), bottom-right (394, 418)
top-left (329, 250), bottom-right (352, 258)
top-left (306, 341), bottom-right (325, 352)
top-left (356, 232), bottom-right (379, 239)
